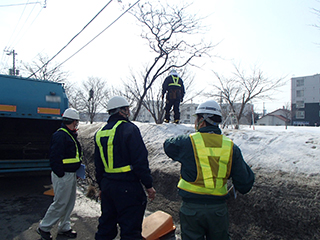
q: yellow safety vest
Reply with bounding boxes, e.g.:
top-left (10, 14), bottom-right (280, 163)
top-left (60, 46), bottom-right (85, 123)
top-left (95, 120), bottom-right (132, 173)
top-left (178, 132), bottom-right (233, 196)
top-left (58, 128), bottom-right (81, 164)
top-left (168, 76), bottom-right (181, 87)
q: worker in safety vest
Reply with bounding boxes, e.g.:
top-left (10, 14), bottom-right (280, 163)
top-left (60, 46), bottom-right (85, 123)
top-left (163, 100), bottom-right (254, 240)
top-left (38, 108), bottom-right (82, 240)
top-left (94, 96), bottom-right (156, 240)
top-left (162, 69), bottom-right (185, 124)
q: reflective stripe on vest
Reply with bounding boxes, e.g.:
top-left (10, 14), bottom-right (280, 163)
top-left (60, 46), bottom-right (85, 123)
top-left (95, 120), bottom-right (132, 173)
top-left (58, 128), bottom-right (81, 164)
top-left (178, 132), bottom-right (233, 196)
top-left (168, 76), bottom-right (181, 87)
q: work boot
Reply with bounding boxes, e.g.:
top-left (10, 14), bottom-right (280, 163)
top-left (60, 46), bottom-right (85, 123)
top-left (58, 229), bottom-right (77, 238)
top-left (164, 119), bottom-right (169, 123)
top-left (174, 119), bottom-right (179, 124)
top-left (37, 227), bottom-right (52, 240)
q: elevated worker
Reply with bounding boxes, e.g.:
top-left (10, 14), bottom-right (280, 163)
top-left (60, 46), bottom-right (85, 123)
top-left (162, 69), bottom-right (185, 124)
top-left (94, 96), bottom-right (156, 240)
top-left (163, 99), bottom-right (254, 240)
top-left (38, 108), bottom-right (82, 240)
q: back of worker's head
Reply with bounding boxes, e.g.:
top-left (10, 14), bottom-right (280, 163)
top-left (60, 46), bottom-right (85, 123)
top-left (107, 96), bottom-right (130, 116)
top-left (62, 108), bottom-right (80, 125)
top-left (195, 100), bottom-right (222, 126)
top-left (169, 69), bottom-right (179, 77)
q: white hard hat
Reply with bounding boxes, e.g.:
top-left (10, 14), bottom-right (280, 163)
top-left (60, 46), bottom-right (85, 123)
top-left (62, 108), bottom-right (80, 120)
top-left (195, 100), bottom-right (222, 117)
top-left (107, 96), bottom-right (130, 111)
top-left (169, 69), bottom-right (178, 76)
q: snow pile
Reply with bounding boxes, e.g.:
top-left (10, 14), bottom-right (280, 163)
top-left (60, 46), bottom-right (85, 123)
top-left (73, 122), bottom-right (320, 218)
top-left (136, 122), bottom-right (320, 176)
top-left (223, 125), bottom-right (320, 175)
top-left (74, 189), bottom-right (101, 218)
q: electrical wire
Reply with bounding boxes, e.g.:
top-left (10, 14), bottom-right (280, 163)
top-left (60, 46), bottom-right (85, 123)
top-left (2, 1), bottom-right (43, 73)
top-left (14, 7), bottom-right (43, 48)
top-left (5, 0), bottom-right (30, 51)
top-left (36, 0), bottom-right (140, 79)
top-left (9, 2), bottom-right (39, 49)
top-left (0, 2), bottom-right (41, 7)
top-left (28, 0), bottom-right (113, 78)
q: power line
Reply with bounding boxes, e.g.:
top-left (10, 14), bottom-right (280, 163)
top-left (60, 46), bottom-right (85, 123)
top-left (2, 1), bottom-right (45, 72)
top-left (0, 2), bottom-right (41, 7)
top-left (12, 7), bottom-right (44, 48)
top-left (8, 2), bottom-right (40, 49)
top-left (28, 0), bottom-right (114, 78)
top-left (5, 1), bottom-right (30, 50)
top-left (53, 0), bottom-right (140, 72)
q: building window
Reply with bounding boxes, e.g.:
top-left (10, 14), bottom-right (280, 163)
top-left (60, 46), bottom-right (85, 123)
top-left (187, 114), bottom-right (190, 119)
top-left (296, 90), bottom-right (304, 98)
top-left (296, 79), bottom-right (304, 87)
top-left (295, 111), bottom-right (305, 119)
top-left (296, 101), bottom-right (304, 108)
top-left (187, 107), bottom-right (190, 111)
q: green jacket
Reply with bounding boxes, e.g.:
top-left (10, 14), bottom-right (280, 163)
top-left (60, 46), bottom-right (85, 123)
top-left (164, 125), bottom-right (254, 204)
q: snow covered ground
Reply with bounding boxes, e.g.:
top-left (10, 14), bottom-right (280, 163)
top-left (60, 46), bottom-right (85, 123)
top-left (73, 122), bottom-right (320, 219)
top-left (136, 122), bottom-right (320, 176)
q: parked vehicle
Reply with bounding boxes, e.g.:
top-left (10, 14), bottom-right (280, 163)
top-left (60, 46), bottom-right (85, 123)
top-left (0, 74), bottom-right (68, 173)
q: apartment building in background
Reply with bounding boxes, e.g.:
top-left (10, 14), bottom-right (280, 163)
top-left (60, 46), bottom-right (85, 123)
top-left (291, 74), bottom-right (320, 126)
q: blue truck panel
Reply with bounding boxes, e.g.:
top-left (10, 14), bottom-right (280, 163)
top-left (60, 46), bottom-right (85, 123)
top-left (0, 74), bottom-right (68, 120)
top-left (0, 74), bottom-right (69, 173)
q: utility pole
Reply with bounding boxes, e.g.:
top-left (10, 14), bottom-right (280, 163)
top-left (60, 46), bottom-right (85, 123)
top-left (251, 104), bottom-right (255, 130)
top-left (6, 49), bottom-right (18, 76)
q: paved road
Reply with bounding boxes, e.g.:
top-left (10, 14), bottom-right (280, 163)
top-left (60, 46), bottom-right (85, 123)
top-left (0, 172), bottom-right (98, 240)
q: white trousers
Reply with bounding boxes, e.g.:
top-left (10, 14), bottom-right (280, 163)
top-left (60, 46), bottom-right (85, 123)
top-left (39, 172), bottom-right (77, 232)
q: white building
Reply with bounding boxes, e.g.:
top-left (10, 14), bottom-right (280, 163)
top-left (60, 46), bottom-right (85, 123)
top-left (180, 103), bottom-right (198, 124)
top-left (291, 74), bottom-right (320, 126)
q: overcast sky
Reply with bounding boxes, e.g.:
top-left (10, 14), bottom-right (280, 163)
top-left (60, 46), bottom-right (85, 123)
top-left (1, 0), bottom-right (320, 113)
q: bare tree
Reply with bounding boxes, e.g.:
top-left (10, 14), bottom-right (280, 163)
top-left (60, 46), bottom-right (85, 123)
top-left (125, 2), bottom-right (215, 121)
top-left (23, 53), bottom-right (69, 83)
top-left (282, 102), bottom-right (292, 129)
top-left (210, 64), bottom-right (286, 129)
top-left (78, 77), bottom-right (107, 124)
top-left (67, 87), bottom-right (84, 110)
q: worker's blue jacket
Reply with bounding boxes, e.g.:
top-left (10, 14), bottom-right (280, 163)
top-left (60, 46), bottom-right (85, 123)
top-left (50, 123), bottom-right (82, 178)
top-left (164, 125), bottom-right (254, 204)
top-left (94, 114), bottom-right (153, 190)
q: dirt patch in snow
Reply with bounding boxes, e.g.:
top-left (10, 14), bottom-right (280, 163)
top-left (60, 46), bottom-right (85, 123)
top-left (78, 123), bottom-right (320, 240)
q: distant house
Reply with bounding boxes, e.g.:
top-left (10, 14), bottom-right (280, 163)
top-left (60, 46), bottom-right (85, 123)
top-left (257, 108), bottom-right (290, 126)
